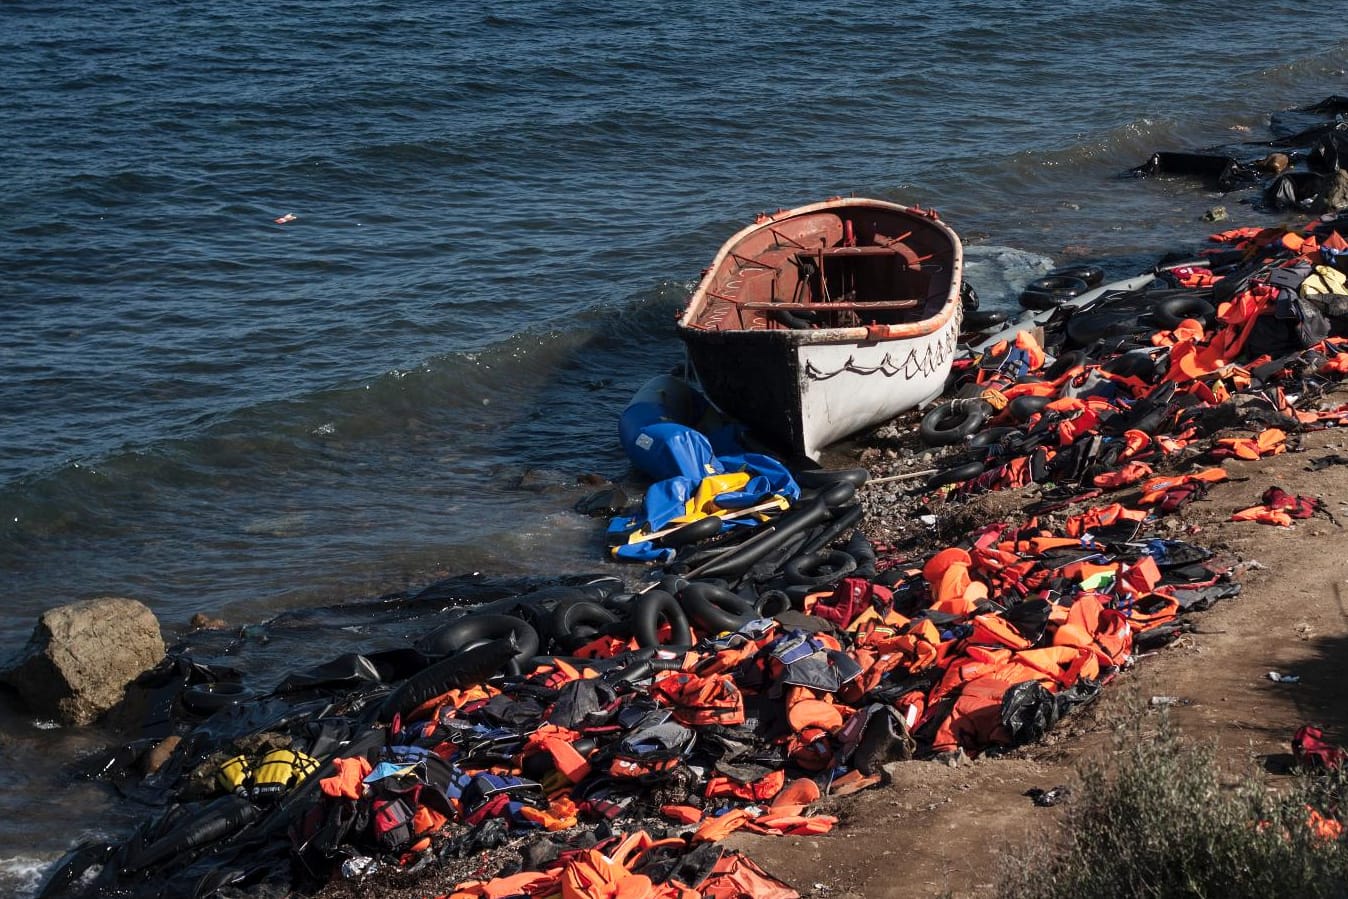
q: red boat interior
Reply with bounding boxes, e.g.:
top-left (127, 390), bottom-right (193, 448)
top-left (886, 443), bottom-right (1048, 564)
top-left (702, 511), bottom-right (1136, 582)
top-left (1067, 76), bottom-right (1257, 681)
top-left (688, 208), bottom-right (956, 332)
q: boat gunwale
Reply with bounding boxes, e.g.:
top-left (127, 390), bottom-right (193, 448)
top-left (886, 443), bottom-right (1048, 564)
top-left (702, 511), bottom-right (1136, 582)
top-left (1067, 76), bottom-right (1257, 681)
top-left (677, 197), bottom-right (963, 346)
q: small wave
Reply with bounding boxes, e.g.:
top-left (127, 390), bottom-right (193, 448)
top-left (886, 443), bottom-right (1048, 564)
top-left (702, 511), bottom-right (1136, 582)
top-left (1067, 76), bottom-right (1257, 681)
top-left (481, 13), bottom-right (532, 28)
top-left (350, 138), bottom-right (478, 168)
top-left (58, 170), bottom-right (185, 208)
top-left (0, 855), bottom-right (50, 898)
top-left (963, 246), bottom-right (1056, 310)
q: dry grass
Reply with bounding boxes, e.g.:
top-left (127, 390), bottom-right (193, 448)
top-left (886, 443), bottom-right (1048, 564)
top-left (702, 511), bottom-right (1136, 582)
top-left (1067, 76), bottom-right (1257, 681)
top-left (994, 706), bottom-right (1348, 899)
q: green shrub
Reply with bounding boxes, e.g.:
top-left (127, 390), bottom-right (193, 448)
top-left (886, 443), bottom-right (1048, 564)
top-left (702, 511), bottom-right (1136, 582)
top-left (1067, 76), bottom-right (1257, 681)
top-left (996, 709), bottom-right (1348, 899)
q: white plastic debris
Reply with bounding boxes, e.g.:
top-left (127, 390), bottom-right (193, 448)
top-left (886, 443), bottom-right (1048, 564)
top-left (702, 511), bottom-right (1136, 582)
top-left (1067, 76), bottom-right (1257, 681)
top-left (341, 856), bottom-right (380, 879)
top-left (1267, 671), bottom-right (1301, 684)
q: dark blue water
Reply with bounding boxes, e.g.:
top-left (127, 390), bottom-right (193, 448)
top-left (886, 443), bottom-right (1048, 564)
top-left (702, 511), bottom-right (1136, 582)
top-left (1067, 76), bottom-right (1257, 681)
top-left (3, 0), bottom-right (1347, 890)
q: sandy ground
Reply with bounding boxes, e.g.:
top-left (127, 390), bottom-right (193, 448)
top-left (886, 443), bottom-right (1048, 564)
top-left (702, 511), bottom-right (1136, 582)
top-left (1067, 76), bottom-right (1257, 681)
top-left (727, 401), bottom-right (1348, 898)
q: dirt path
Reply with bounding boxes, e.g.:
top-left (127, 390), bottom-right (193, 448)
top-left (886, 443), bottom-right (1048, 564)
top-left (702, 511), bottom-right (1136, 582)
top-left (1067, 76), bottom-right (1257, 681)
top-left (730, 419), bottom-right (1348, 898)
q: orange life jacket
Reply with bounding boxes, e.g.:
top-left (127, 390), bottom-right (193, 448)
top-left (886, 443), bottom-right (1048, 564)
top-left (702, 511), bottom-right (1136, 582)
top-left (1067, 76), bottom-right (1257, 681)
top-left (923, 546), bottom-right (988, 616)
top-left (1092, 461), bottom-right (1154, 490)
top-left (649, 672), bottom-right (745, 727)
top-left (1063, 503), bottom-right (1147, 538)
top-left (705, 769), bottom-right (786, 803)
top-left (1052, 593), bottom-right (1132, 668)
top-left (1213, 427), bottom-right (1286, 460)
top-left (1116, 591), bottom-right (1180, 631)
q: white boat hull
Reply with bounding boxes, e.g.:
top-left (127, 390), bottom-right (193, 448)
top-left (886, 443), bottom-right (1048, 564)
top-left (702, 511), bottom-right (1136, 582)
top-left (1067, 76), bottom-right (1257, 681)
top-left (793, 304), bottom-right (962, 458)
top-left (683, 301), bottom-right (962, 461)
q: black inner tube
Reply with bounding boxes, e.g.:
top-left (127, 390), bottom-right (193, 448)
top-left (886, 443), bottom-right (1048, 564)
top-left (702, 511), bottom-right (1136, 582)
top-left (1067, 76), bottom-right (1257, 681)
top-left (792, 467), bottom-right (870, 490)
top-left (969, 426), bottom-right (1024, 451)
top-left (657, 515), bottom-right (723, 548)
top-left (689, 493), bottom-right (838, 580)
top-left (1151, 295), bottom-right (1217, 329)
top-left (551, 600), bottom-right (620, 651)
top-left (417, 613), bottom-right (540, 662)
top-left (794, 501), bottom-right (863, 557)
top-left (678, 582), bottom-right (757, 633)
top-left (1007, 394), bottom-right (1051, 423)
top-left (631, 589), bottom-right (693, 648)
top-left (920, 399), bottom-right (991, 447)
top-left (1049, 264), bottom-right (1105, 287)
top-left (1019, 275), bottom-right (1090, 310)
top-left (782, 549), bottom-right (858, 588)
top-left (755, 590), bottom-right (794, 617)
top-left (926, 460), bottom-right (986, 489)
top-left (962, 310), bottom-right (1009, 333)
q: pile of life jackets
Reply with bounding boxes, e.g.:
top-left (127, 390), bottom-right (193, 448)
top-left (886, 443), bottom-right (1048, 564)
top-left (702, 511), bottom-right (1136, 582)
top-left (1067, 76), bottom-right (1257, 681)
top-left (61, 501), bottom-right (1244, 896)
top-left (264, 519), bottom-right (1233, 898)
top-left (42, 211), bottom-right (1348, 899)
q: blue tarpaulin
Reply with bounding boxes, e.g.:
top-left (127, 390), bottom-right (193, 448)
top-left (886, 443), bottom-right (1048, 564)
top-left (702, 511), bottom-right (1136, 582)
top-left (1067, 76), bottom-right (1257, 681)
top-left (612, 375), bottom-right (798, 561)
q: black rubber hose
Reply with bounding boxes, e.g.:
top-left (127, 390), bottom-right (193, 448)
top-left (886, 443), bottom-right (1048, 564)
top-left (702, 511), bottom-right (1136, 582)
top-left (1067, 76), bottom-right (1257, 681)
top-left (782, 549), bottom-right (858, 588)
top-left (376, 638), bottom-right (520, 724)
top-left (794, 501), bottom-right (863, 557)
top-left (631, 589), bottom-right (694, 648)
top-left (610, 656), bottom-right (685, 685)
top-left (657, 516), bottom-right (723, 548)
top-left (688, 492), bottom-right (840, 580)
top-left (679, 581), bottom-right (757, 633)
top-left (792, 467), bottom-right (870, 490)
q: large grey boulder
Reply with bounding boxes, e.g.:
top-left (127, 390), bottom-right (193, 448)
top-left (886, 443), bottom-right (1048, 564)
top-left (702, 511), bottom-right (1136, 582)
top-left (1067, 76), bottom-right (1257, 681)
top-left (2, 597), bottom-right (165, 725)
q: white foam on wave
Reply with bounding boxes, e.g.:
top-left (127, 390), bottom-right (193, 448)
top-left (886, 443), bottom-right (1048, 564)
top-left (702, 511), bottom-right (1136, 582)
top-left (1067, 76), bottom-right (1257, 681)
top-left (962, 245), bottom-right (1055, 311)
top-left (0, 855), bottom-right (53, 898)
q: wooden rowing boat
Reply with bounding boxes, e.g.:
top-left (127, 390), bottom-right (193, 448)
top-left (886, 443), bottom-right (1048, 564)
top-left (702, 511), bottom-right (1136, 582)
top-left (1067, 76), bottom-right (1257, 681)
top-left (677, 197), bottom-right (964, 460)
